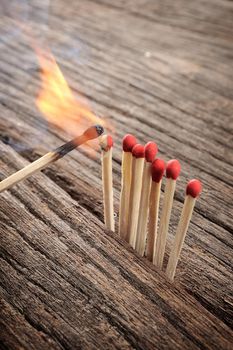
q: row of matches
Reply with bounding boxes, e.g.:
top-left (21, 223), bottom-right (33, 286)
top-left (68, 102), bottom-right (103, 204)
top-left (100, 134), bottom-right (202, 282)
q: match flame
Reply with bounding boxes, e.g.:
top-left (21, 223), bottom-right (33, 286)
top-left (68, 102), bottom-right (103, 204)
top-left (36, 48), bottom-right (105, 138)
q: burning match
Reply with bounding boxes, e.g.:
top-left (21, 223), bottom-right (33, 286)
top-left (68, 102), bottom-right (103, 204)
top-left (0, 125), bottom-right (104, 193)
top-left (0, 45), bottom-right (108, 193)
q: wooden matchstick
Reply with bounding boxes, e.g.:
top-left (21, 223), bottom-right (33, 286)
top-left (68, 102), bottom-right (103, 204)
top-left (147, 159), bottom-right (165, 262)
top-left (0, 125), bottom-right (104, 193)
top-left (125, 144), bottom-right (145, 248)
top-left (135, 142), bottom-right (158, 256)
top-left (99, 135), bottom-right (114, 231)
top-left (166, 179), bottom-right (202, 282)
top-left (154, 159), bottom-right (181, 268)
top-left (118, 134), bottom-right (137, 238)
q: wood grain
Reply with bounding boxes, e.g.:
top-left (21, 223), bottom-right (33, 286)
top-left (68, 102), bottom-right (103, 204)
top-left (0, 0), bottom-right (233, 348)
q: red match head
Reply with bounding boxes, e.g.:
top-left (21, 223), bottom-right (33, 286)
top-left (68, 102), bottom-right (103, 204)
top-left (166, 159), bottom-right (181, 180)
top-left (145, 142), bottom-right (158, 163)
top-left (132, 144), bottom-right (145, 158)
top-left (99, 135), bottom-right (113, 151)
top-left (151, 158), bottom-right (166, 182)
top-left (122, 134), bottom-right (137, 152)
top-left (186, 179), bottom-right (202, 198)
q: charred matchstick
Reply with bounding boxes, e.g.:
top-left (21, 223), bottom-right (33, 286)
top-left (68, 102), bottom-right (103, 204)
top-left (0, 125), bottom-right (104, 193)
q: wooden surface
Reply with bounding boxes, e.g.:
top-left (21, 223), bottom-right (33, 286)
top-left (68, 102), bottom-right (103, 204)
top-left (0, 0), bottom-right (233, 349)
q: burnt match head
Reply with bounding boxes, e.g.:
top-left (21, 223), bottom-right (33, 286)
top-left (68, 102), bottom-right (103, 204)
top-left (83, 124), bottom-right (104, 140)
top-left (123, 134), bottom-right (137, 152)
top-left (99, 134), bottom-right (113, 151)
top-left (166, 159), bottom-right (181, 180)
top-left (145, 142), bottom-right (158, 162)
top-left (95, 124), bottom-right (105, 136)
top-left (151, 158), bottom-right (166, 182)
top-left (186, 179), bottom-right (202, 198)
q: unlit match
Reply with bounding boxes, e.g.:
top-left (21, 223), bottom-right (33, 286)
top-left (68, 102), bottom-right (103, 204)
top-left (166, 179), bottom-right (202, 282)
top-left (0, 125), bottom-right (104, 193)
top-left (125, 144), bottom-right (145, 248)
top-left (135, 141), bottom-right (158, 256)
top-left (99, 134), bottom-right (115, 231)
top-left (119, 134), bottom-right (137, 238)
top-left (154, 159), bottom-right (181, 269)
top-left (147, 159), bottom-right (165, 262)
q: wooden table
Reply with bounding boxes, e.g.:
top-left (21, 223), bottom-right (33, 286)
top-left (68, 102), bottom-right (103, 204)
top-left (0, 1), bottom-right (232, 349)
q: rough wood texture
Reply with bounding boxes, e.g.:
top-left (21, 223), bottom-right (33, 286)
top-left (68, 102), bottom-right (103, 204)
top-left (0, 0), bottom-right (233, 349)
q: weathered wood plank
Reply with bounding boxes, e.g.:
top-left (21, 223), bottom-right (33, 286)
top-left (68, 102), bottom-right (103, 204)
top-left (0, 143), bottom-right (232, 350)
top-left (0, 0), bottom-right (233, 348)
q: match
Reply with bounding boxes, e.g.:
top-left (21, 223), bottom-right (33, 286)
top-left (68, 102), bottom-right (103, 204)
top-left (99, 134), bottom-right (114, 231)
top-left (154, 159), bottom-right (181, 269)
top-left (119, 134), bottom-right (137, 238)
top-left (0, 125), bottom-right (104, 193)
top-left (135, 141), bottom-right (158, 256)
top-left (125, 144), bottom-right (145, 248)
top-left (147, 159), bottom-right (165, 262)
top-left (166, 179), bottom-right (202, 282)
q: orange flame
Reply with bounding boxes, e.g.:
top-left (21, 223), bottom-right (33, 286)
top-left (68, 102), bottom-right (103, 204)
top-left (36, 48), bottom-right (106, 137)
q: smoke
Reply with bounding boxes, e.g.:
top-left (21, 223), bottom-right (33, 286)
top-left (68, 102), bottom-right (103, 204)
top-left (0, 0), bottom-right (50, 46)
top-left (0, 0), bottom-right (52, 152)
top-left (0, 0), bottom-right (88, 65)
top-left (0, 0), bottom-right (92, 153)
top-left (0, 0), bottom-right (28, 47)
